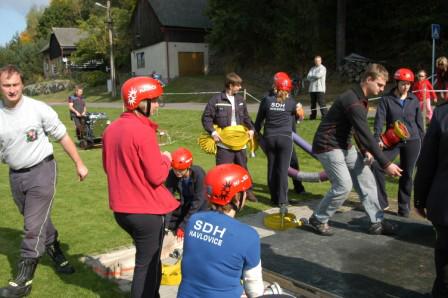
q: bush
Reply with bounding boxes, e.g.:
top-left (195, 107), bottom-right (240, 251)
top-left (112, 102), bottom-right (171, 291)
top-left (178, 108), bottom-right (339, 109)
top-left (77, 71), bottom-right (109, 87)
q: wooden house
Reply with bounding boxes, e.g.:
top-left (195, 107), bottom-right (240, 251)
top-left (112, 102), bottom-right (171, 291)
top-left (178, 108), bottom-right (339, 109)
top-left (41, 27), bottom-right (103, 78)
top-left (130, 0), bottom-right (211, 80)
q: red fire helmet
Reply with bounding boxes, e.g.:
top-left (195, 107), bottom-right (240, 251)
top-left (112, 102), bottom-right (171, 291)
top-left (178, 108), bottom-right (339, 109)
top-left (393, 68), bottom-right (415, 82)
top-left (121, 77), bottom-right (163, 111)
top-left (205, 164), bottom-right (252, 206)
top-left (273, 72), bottom-right (292, 92)
top-left (273, 72), bottom-right (290, 82)
top-left (171, 147), bottom-right (193, 170)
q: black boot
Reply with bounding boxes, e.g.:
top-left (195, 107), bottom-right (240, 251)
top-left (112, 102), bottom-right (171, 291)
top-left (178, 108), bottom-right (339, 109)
top-left (46, 240), bottom-right (75, 274)
top-left (0, 258), bottom-right (38, 298)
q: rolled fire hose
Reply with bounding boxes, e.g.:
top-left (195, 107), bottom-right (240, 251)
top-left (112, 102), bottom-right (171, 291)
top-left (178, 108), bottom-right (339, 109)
top-left (198, 125), bottom-right (258, 155)
top-left (380, 120), bottom-right (410, 149)
top-left (263, 212), bottom-right (303, 231)
top-left (161, 258), bottom-right (182, 285)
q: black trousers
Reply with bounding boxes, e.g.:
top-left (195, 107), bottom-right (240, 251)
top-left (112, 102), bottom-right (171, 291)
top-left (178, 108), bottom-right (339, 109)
top-left (433, 225), bottom-right (448, 298)
top-left (309, 92), bottom-right (327, 119)
top-left (371, 138), bottom-right (421, 214)
top-left (216, 147), bottom-right (247, 168)
top-left (264, 135), bottom-right (293, 205)
top-left (114, 213), bottom-right (164, 298)
top-left (72, 115), bottom-right (86, 140)
top-left (290, 147), bottom-right (305, 193)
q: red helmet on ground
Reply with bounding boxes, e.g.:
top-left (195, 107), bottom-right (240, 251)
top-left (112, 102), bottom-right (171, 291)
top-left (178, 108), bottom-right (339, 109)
top-left (171, 147), bottom-right (193, 170)
top-left (121, 77), bottom-right (163, 111)
top-left (273, 72), bottom-right (292, 92)
top-left (393, 68), bottom-right (414, 82)
top-left (205, 164), bottom-right (252, 206)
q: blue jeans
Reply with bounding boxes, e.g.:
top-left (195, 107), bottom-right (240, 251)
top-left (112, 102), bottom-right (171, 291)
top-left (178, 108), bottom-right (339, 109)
top-left (313, 147), bottom-right (383, 224)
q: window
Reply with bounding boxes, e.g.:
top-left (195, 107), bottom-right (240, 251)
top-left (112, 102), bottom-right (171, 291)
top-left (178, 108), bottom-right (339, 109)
top-left (136, 52), bottom-right (145, 68)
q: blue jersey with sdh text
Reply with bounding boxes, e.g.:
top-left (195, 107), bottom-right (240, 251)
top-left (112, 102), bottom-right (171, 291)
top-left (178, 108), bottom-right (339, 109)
top-left (177, 211), bottom-right (260, 298)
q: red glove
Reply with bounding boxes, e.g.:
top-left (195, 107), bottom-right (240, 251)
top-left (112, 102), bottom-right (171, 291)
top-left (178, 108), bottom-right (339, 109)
top-left (176, 228), bottom-right (184, 239)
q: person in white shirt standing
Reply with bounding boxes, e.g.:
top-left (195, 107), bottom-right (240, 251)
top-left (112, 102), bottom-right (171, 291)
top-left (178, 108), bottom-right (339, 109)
top-left (0, 65), bottom-right (88, 298)
top-left (307, 55), bottom-right (327, 120)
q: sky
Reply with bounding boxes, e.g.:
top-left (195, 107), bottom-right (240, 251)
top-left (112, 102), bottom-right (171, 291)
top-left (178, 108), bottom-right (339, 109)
top-left (0, 0), bottom-right (50, 46)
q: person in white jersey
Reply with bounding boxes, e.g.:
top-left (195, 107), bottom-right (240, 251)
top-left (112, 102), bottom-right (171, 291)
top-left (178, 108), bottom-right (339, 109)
top-left (0, 65), bottom-right (88, 298)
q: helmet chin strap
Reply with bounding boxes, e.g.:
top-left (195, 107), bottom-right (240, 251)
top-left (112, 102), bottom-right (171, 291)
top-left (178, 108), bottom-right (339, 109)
top-left (230, 192), bottom-right (244, 213)
top-left (136, 100), bottom-right (151, 117)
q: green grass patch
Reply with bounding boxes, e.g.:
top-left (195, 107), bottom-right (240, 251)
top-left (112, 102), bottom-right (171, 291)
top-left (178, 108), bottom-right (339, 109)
top-left (0, 105), bottom-right (399, 297)
top-left (32, 74), bottom-right (356, 107)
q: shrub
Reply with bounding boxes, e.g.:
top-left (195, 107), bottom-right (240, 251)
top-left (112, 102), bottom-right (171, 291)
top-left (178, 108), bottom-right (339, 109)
top-left (77, 71), bottom-right (109, 87)
top-left (23, 80), bottom-right (73, 96)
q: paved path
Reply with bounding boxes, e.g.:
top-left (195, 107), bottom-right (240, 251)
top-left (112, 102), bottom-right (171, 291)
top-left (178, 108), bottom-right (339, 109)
top-left (49, 101), bottom-right (261, 113)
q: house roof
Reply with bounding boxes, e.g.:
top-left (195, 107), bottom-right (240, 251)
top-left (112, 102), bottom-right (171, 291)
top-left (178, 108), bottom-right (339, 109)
top-left (51, 27), bottom-right (87, 47)
top-left (41, 27), bottom-right (88, 53)
top-left (148, 0), bottom-right (211, 29)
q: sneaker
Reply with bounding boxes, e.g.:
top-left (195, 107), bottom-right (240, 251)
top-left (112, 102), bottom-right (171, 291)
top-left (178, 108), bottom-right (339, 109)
top-left (309, 216), bottom-right (334, 236)
top-left (295, 189), bottom-right (311, 195)
top-left (246, 190), bottom-right (258, 202)
top-left (397, 210), bottom-right (410, 218)
top-left (368, 220), bottom-right (397, 235)
top-left (293, 183), bottom-right (306, 195)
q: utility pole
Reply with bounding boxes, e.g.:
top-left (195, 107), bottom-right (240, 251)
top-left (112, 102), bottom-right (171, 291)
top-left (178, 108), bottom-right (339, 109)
top-left (96, 1), bottom-right (116, 97)
top-left (107, 0), bottom-right (117, 97)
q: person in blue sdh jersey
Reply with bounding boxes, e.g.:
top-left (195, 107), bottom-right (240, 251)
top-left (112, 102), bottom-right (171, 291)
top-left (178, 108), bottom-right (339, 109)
top-left (177, 164), bottom-right (264, 298)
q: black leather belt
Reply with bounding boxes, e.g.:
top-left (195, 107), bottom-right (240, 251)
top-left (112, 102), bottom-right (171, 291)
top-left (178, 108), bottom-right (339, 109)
top-left (10, 154), bottom-right (54, 173)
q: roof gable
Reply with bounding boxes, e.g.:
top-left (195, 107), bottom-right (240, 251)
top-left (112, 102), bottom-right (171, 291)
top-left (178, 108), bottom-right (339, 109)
top-left (148, 0), bottom-right (211, 29)
top-left (51, 27), bottom-right (87, 47)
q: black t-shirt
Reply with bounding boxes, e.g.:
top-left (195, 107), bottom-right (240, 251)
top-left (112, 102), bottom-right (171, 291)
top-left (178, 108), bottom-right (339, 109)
top-left (68, 95), bottom-right (85, 114)
top-left (254, 95), bottom-right (296, 137)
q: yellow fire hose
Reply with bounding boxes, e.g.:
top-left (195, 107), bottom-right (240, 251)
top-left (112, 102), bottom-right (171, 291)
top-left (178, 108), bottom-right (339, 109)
top-left (393, 120), bottom-right (410, 140)
top-left (161, 258), bottom-right (182, 285)
top-left (198, 125), bottom-right (258, 155)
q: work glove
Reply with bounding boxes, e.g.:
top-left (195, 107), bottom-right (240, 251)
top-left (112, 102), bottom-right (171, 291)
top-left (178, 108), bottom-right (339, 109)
top-left (176, 228), bottom-right (185, 239)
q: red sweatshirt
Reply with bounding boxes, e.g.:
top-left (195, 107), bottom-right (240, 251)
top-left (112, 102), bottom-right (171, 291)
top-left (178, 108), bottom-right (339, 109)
top-left (102, 112), bottom-right (179, 214)
top-left (412, 80), bottom-right (437, 102)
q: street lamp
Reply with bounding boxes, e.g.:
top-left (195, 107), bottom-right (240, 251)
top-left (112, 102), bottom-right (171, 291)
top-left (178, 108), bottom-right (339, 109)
top-left (95, 1), bottom-right (117, 97)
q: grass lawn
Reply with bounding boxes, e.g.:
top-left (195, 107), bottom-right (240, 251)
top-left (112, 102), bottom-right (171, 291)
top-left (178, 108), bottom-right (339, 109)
top-left (0, 104), bottom-right (399, 297)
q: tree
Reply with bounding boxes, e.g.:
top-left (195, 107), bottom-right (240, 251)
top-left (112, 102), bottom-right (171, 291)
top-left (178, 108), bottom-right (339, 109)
top-left (25, 5), bottom-right (45, 40)
top-left (36, 0), bottom-right (85, 39)
top-left (206, 0), bottom-right (330, 72)
top-left (0, 35), bottom-right (46, 82)
top-left (73, 1), bottom-right (136, 71)
top-left (336, 0), bottom-right (346, 69)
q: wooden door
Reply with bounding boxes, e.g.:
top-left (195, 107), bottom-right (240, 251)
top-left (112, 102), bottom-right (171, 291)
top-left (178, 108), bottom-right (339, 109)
top-left (178, 52), bottom-right (204, 76)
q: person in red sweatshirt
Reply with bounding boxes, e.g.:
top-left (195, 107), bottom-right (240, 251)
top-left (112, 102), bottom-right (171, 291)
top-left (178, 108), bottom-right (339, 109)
top-left (412, 69), bottom-right (437, 121)
top-left (102, 77), bottom-right (179, 298)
